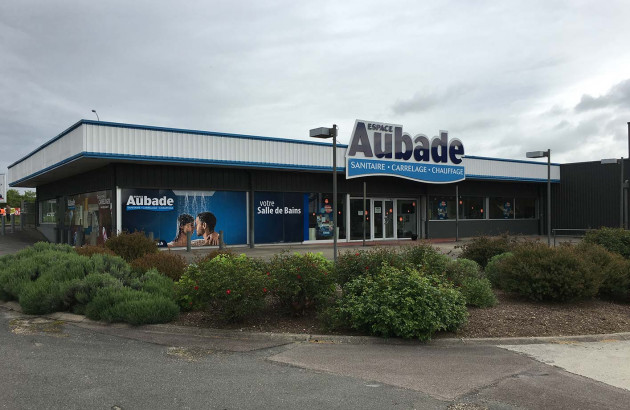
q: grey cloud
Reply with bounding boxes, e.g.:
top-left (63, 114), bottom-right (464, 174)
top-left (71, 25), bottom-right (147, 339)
top-left (391, 85), bottom-right (474, 115)
top-left (575, 79), bottom-right (630, 112)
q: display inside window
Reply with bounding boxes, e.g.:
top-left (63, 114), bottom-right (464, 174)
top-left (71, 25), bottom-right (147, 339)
top-left (429, 196), bottom-right (456, 220)
top-left (458, 196), bottom-right (485, 220)
top-left (350, 198), bottom-right (370, 240)
top-left (489, 197), bottom-right (514, 219)
top-left (66, 191), bottom-right (113, 246)
top-left (515, 198), bottom-right (536, 219)
top-left (307, 193), bottom-right (345, 240)
top-left (397, 200), bottom-right (417, 238)
top-left (40, 199), bottom-right (58, 224)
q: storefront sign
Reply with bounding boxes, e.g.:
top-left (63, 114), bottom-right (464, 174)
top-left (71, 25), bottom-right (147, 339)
top-left (254, 192), bottom-right (304, 244)
top-left (346, 120), bottom-right (465, 183)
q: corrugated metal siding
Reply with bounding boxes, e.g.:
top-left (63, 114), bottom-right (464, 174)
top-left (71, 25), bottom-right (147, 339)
top-left (84, 124), bottom-right (346, 169)
top-left (552, 160), bottom-right (626, 229)
top-left (9, 126), bottom-right (84, 184)
top-left (463, 157), bottom-right (560, 181)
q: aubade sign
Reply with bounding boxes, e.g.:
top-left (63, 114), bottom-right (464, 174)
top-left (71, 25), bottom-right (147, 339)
top-left (346, 120), bottom-right (465, 183)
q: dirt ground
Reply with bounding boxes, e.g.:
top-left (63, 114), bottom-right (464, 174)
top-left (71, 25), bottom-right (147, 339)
top-left (175, 290), bottom-right (630, 339)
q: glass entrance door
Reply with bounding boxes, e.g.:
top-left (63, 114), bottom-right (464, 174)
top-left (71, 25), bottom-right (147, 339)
top-left (373, 199), bottom-right (395, 239)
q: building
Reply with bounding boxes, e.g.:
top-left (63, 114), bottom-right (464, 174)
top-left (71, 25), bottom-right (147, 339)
top-left (8, 119), bottom-right (570, 247)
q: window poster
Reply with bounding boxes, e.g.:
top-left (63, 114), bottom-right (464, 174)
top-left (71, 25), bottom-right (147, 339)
top-left (121, 189), bottom-right (247, 247)
top-left (254, 192), bottom-right (304, 244)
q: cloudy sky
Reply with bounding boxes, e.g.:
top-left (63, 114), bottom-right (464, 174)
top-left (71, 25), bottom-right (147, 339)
top-left (2, 0), bottom-right (630, 182)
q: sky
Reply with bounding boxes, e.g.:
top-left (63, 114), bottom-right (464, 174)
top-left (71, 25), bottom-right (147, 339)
top-left (2, 0), bottom-right (630, 186)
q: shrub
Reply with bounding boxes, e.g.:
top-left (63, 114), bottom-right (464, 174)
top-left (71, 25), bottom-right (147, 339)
top-left (193, 249), bottom-right (235, 265)
top-left (330, 264), bottom-right (468, 340)
top-left (335, 247), bottom-right (405, 286)
top-left (136, 268), bottom-right (176, 300)
top-left (131, 251), bottom-right (187, 281)
top-left (267, 252), bottom-right (335, 314)
top-left (492, 242), bottom-right (602, 302)
top-left (576, 242), bottom-right (630, 302)
top-left (64, 273), bottom-right (123, 314)
top-left (400, 243), bottom-right (451, 276)
top-left (105, 231), bottom-right (158, 262)
top-left (484, 252), bottom-right (514, 287)
top-left (458, 235), bottom-right (513, 268)
top-left (75, 245), bottom-right (116, 258)
top-left (175, 254), bottom-right (268, 322)
top-left (442, 258), bottom-right (497, 307)
top-left (89, 253), bottom-right (138, 285)
top-left (85, 287), bottom-right (179, 325)
top-left (584, 227), bottom-right (630, 259)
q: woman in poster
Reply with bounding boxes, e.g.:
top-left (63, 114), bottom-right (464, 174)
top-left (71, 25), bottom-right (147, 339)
top-left (168, 213), bottom-right (195, 247)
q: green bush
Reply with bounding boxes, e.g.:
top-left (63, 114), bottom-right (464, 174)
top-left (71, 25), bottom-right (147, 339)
top-left (136, 268), bottom-right (176, 300)
top-left (175, 254), bottom-right (268, 322)
top-left (584, 227), bottom-right (630, 259)
top-left (131, 251), bottom-right (187, 281)
top-left (193, 249), bottom-right (235, 265)
top-left (458, 235), bottom-right (513, 268)
top-left (335, 248), bottom-right (405, 286)
top-left (267, 252), bottom-right (335, 314)
top-left (329, 264), bottom-right (468, 340)
top-left (75, 245), bottom-right (116, 258)
top-left (64, 273), bottom-right (123, 314)
top-left (85, 287), bottom-right (179, 325)
top-left (492, 242), bottom-right (602, 302)
top-left (105, 231), bottom-right (158, 262)
top-left (400, 243), bottom-right (451, 276)
top-left (576, 242), bottom-right (630, 302)
top-left (484, 252), bottom-right (514, 287)
top-left (443, 259), bottom-right (497, 307)
top-left (89, 253), bottom-right (138, 285)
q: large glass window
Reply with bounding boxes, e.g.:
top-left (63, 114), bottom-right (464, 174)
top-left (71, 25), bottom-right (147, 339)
top-left (307, 193), bottom-right (345, 240)
top-left (489, 197), bottom-right (514, 219)
top-left (515, 198), bottom-right (536, 219)
top-left (40, 199), bottom-right (58, 224)
top-left (66, 191), bottom-right (113, 246)
top-left (458, 196), bottom-right (485, 219)
top-left (397, 200), bottom-right (417, 238)
top-left (429, 196), bottom-right (456, 220)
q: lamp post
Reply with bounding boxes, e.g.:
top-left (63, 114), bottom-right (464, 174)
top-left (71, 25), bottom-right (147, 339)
top-left (526, 149), bottom-right (551, 246)
top-left (601, 157), bottom-right (625, 229)
top-left (310, 125), bottom-right (338, 264)
top-left (91, 109), bottom-right (100, 121)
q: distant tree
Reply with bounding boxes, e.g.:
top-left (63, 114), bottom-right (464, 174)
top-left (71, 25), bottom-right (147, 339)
top-left (5, 189), bottom-right (36, 208)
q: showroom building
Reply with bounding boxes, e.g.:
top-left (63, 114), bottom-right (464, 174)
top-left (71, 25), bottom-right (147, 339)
top-left (8, 119), bottom-right (564, 247)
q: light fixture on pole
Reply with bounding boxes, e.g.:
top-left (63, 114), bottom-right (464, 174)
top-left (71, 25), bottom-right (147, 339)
top-left (601, 157), bottom-right (626, 229)
top-left (310, 125), bottom-right (338, 264)
top-left (91, 109), bottom-right (100, 121)
top-left (526, 149), bottom-right (551, 245)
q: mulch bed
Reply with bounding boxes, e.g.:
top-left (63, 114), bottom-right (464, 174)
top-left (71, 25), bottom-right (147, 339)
top-left (175, 290), bottom-right (630, 339)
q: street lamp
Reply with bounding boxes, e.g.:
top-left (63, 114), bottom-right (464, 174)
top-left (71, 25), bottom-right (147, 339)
top-left (91, 109), bottom-right (100, 121)
top-left (526, 149), bottom-right (551, 246)
top-left (310, 124), bottom-right (338, 264)
top-left (601, 157), bottom-right (626, 229)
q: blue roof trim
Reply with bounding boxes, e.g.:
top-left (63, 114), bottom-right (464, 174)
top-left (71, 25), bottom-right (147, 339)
top-left (465, 155), bottom-right (561, 166)
top-left (465, 174), bottom-right (560, 183)
top-left (8, 119), bottom-right (349, 170)
top-left (9, 152), bottom-right (345, 186)
top-left (8, 120), bottom-right (84, 169)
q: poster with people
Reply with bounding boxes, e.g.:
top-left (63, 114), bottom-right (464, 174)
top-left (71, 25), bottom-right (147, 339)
top-left (121, 189), bottom-right (247, 247)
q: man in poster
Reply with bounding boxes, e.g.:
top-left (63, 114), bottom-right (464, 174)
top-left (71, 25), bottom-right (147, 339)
top-left (192, 211), bottom-right (220, 246)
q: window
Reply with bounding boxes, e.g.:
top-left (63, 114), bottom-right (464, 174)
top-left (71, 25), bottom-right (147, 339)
top-left (397, 200), bottom-right (417, 238)
top-left (489, 197), bottom-right (514, 219)
top-left (307, 193), bottom-right (345, 240)
top-left (458, 196), bottom-right (485, 219)
top-left (429, 196), bottom-right (456, 220)
top-left (515, 198), bottom-right (536, 219)
top-left (39, 199), bottom-right (58, 224)
top-left (66, 191), bottom-right (113, 246)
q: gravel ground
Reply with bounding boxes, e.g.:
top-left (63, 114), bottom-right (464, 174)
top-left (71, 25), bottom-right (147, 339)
top-left (175, 290), bottom-right (630, 339)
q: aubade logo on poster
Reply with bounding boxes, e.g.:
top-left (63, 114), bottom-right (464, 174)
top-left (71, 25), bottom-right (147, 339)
top-left (346, 120), bottom-right (466, 183)
top-left (126, 195), bottom-right (175, 211)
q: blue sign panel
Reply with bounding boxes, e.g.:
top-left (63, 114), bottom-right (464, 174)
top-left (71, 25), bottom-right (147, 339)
top-left (254, 192), bottom-right (305, 244)
top-left (347, 158), bottom-right (465, 183)
top-left (345, 120), bottom-right (466, 184)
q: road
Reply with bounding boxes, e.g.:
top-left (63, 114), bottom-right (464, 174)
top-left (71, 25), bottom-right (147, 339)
top-left (1, 308), bottom-right (629, 410)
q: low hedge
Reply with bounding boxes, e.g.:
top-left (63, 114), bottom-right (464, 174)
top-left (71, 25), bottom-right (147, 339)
top-left (584, 227), bottom-right (630, 259)
top-left (458, 235), bottom-right (514, 268)
top-left (75, 245), bottom-right (116, 258)
top-left (444, 259), bottom-right (497, 307)
top-left (131, 251), bottom-right (187, 281)
top-left (335, 247), bottom-right (405, 286)
top-left (576, 242), bottom-right (630, 302)
top-left (105, 231), bottom-right (158, 262)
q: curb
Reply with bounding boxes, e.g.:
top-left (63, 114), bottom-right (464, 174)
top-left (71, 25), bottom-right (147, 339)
top-left (4, 301), bottom-right (630, 347)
